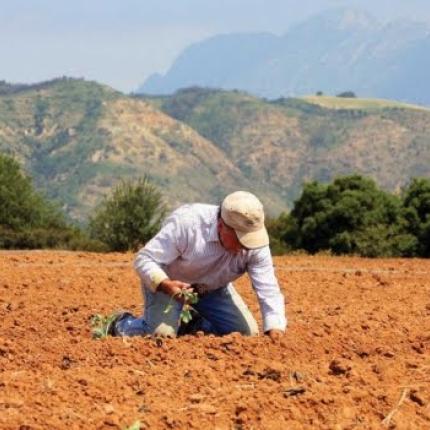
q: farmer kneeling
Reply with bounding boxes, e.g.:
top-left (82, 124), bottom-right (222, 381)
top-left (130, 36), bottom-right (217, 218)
top-left (107, 191), bottom-right (287, 340)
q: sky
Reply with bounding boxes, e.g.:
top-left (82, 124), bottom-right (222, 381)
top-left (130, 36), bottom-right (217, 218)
top-left (1, 0), bottom-right (430, 93)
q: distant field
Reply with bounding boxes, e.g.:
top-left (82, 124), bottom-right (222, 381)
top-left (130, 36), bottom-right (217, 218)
top-left (302, 95), bottom-right (430, 111)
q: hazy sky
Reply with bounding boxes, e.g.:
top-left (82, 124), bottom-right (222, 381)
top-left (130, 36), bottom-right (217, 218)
top-left (1, 0), bottom-right (430, 92)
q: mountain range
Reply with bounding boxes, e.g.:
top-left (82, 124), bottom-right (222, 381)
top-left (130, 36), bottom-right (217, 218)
top-left (138, 8), bottom-right (430, 106)
top-left (0, 79), bottom-right (429, 221)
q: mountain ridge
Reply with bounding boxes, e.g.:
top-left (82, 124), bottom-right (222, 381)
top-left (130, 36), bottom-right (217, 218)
top-left (138, 8), bottom-right (430, 105)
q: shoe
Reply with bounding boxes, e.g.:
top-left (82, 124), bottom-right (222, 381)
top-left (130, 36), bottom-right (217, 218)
top-left (90, 311), bottom-right (132, 338)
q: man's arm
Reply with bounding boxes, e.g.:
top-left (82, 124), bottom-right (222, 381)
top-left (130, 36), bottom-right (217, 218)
top-left (134, 209), bottom-right (189, 295)
top-left (247, 246), bottom-right (287, 334)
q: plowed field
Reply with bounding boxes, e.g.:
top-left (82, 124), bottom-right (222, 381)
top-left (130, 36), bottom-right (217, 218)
top-left (0, 251), bottom-right (429, 429)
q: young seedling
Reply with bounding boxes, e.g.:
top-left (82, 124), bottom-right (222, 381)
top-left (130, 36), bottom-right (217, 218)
top-left (123, 420), bottom-right (141, 430)
top-left (163, 289), bottom-right (199, 324)
top-left (90, 313), bottom-right (118, 339)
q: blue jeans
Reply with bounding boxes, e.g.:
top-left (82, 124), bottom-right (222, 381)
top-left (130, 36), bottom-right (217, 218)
top-left (116, 283), bottom-right (259, 337)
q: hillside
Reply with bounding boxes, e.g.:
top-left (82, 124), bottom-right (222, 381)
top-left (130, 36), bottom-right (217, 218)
top-left (1, 79), bottom-right (429, 221)
top-left (142, 87), bottom-right (430, 203)
top-left (138, 8), bottom-right (430, 106)
top-left (301, 95), bottom-right (430, 112)
top-left (0, 78), bottom-right (263, 220)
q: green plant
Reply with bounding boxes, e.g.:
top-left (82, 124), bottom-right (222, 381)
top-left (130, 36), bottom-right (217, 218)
top-left (89, 176), bottom-right (166, 252)
top-left (90, 313), bottom-right (118, 339)
top-left (277, 174), bottom-right (419, 257)
top-left (0, 153), bottom-right (103, 250)
top-left (164, 290), bottom-right (199, 324)
top-left (402, 177), bottom-right (430, 257)
top-left (123, 420), bottom-right (141, 430)
top-left (336, 91), bottom-right (357, 98)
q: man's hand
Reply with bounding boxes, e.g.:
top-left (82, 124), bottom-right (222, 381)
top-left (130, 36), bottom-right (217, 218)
top-left (265, 329), bottom-right (284, 342)
top-left (158, 279), bottom-right (192, 303)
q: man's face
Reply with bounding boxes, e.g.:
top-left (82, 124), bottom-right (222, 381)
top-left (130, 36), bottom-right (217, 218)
top-left (217, 218), bottom-right (245, 253)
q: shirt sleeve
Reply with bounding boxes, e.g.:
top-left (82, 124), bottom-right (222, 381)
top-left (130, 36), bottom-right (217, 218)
top-left (134, 209), bottom-right (188, 292)
top-left (247, 247), bottom-right (287, 332)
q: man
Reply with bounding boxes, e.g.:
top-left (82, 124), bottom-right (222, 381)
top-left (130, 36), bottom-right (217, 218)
top-left (109, 191), bottom-right (287, 339)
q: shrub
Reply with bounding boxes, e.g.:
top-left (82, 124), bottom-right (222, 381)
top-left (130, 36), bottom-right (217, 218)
top-left (402, 178), bottom-right (430, 257)
top-left (278, 175), bottom-right (417, 257)
top-left (0, 154), bottom-right (58, 230)
top-left (0, 153), bottom-right (104, 251)
top-left (0, 153), bottom-right (65, 235)
top-left (336, 91), bottom-right (357, 98)
top-left (266, 213), bottom-right (294, 255)
top-left (89, 177), bottom-right (166, 251)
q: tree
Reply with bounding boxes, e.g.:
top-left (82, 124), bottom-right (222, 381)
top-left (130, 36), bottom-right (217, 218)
top-left (402, 178), bottom-right (430, 257)
top-left (89, 177), bottom-right (167, 252)
top-left (336, 91), bottom-right (357, 98)
top-left (266, 212), bottom-right (294, 255)
top-left (0, 153), bottom-right (100, 249)
top-left (0, 153), bottom-right (65, 231)
top-left (281, 175), bottom-right (417, 257)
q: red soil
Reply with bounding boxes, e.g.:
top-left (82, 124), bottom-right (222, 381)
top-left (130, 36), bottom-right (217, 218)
top-left (0, 251), bottom-right (429, 429)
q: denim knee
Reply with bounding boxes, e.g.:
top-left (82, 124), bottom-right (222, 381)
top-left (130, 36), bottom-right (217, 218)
top-left (241, 319), bottom-right (259, 336)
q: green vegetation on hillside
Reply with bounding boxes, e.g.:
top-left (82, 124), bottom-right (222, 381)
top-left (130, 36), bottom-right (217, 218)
top-left (0, 153), bottom-right (104, 250)
top-left (1, 151), bottom-right (429, 257)
top-left (148, 87), bottom-right (430, 213)
top-left (0, 152), bottom-right (167, 251)
top-left (269, 175), bottom-right (429, 258)
top-left (0, 78), bottom-right (131, 217)
top-left (156, 87), bottom-right (265, 153)
top-left (402, 178), bottom-right (430, 257)
top-left (0, 80), bottom-right (261, 218)
top-left (89, 177), bottom-right (166, 251)
top-left (1, 81), bottom-right (429, 222)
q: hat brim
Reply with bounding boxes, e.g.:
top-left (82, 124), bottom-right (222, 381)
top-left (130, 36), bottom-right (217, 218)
top-left (236, 226), bottom-right (269, 249)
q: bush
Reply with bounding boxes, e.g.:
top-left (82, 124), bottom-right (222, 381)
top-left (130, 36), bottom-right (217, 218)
top-left (0, 225), bottom-right (106, 251)
top-left (266, 213), bottom-right (294, 255)
top-left (0, 153), bottom-right (104, 251)
top-left (402, 178), bottom-right (430, 257)
top-left (0, 153), bottom-right (65, 234)
top-left (276, 175), bottom-right (417, 257)
top-left (89, 177), bottom-right (166, 252)
top-left (336, 91), bottom-right (357, 98)
top-left (0, 154), bottom-right (62, 230)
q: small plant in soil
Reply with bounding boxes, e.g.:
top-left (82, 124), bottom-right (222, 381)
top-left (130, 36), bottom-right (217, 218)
top-left (163, 290), bottom-right (199, 323)
top-left (123, 420), bottom-right (141, 430)
top-left (90, 313), bottom-right (118, 339)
